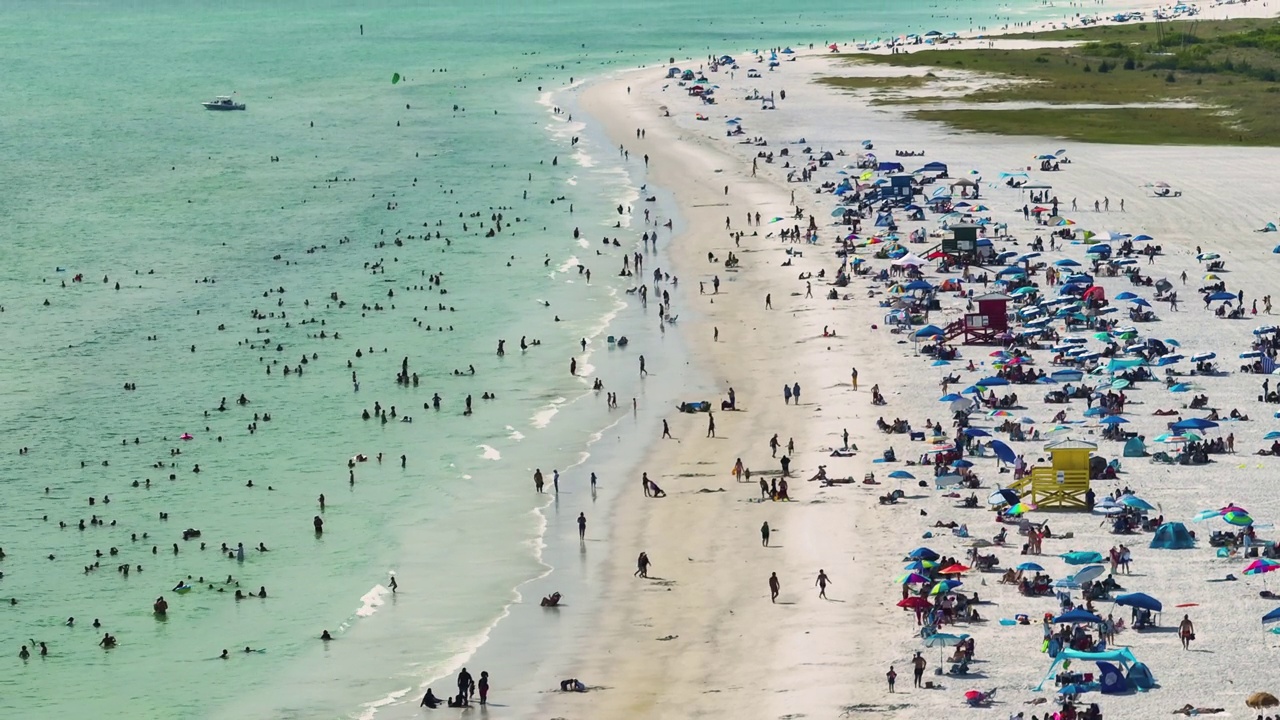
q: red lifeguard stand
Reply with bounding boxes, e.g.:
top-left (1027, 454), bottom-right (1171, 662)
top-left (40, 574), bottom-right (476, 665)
top-left (945, 292), bottom-right (1010, 344)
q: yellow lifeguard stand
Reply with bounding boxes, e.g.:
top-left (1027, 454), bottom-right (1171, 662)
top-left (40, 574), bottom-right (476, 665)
top-left (1009, 438), bottom-right (1095, 509)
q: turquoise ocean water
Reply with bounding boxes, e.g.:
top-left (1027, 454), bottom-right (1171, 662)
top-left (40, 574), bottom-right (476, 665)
top-left (0, 1), bottom-right (1077, 717)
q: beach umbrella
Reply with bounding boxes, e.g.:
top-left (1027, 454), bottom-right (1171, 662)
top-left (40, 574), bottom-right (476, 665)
top-left (951, 459), bottom-right (974, 469)
top-left (1207, 291), bottom-right (1236, 302)
top-left (898, 596), bottom-right (931, 609)
top-left (989, 440), bottom-right (1016, 464)
top-left (904, 560), bottom-right (937, 572)
top-left (1006, 502), bottom-right (1036, 516)
top-left (1170, 383), bottom-right (1193, 393)
top-left (1099, 415), bottom-right (1129, 425)
top-left (1196, 252), bottom-right (1220, 261)
top-left (1172, 418), bottom-right (1218, 431)
top-left (939, 564), bottom-right (971, 575)
top-left (1245, 560), bottom-right (1280, 576)
top-left (923, 632), bottom-right (969, 663)
top-left (989, 488), bottom-right (1019, 506)
top-left (1115, 592), bottom-right (1163, 612)
top-left (1225, 511), bottom-right (1254, 526)
top-left (965, 428), bottom-right (991, 438)
top-left (1073, 565), bottom-right (1105, 584)
top-left (950, 398), bottom-right (974, 413)
top-left (1120, 495), bottom-right (1155, 511)
top-left (1054, 608), bottom-right (1103, 624)
top-left (929, 580), bottom-right (962, 595)
top-left (1054, 258), bottom-right (1081, 267)
top-left (1247, 693), bottom-right (1280, 709)
top-left (977, 376), bottom-right (1009, 386)
top-left (908, 547), bottom-right (940, 560)
top-left (1191, 352), bottom-right (1216, 362)
top-left (1265, 431), bottom-right (1280, 440)
top-left (1114, 291), bottom-right (1138, 301)
top-left (888, 470), bottom-right (915, 479)
top-left (896, 572), bottom-right (930, 585)
top-left (939, 393), bottom-right (962, 402)
top-left (1129, 297), bottom-right (1151, 308)
top-left (1263, 607), bottom-right (1280, 625)
top-left (1016, 562), bottom-right (1044, 572)
top-left (988, 410), bottom-right (1012, 418)
top-left (931, 359), bottom-right (952, 367)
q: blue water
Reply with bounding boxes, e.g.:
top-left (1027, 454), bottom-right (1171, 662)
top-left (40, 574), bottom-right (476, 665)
top-left (0, 0), bottom-right (1084, 717)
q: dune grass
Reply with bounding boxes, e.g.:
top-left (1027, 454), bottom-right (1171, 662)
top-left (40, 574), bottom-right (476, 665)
top-left (832, 19), bottom-right (1280, 145)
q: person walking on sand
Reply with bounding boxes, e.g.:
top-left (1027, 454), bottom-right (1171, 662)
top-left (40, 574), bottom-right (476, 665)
top-left (783, 384), bottom-right (792, 405)
top-left (770, 433), bottom-right (780, 457)
top-left (815, 569), bottom-right (831, 599)
top-left (577, 512), bottom-right (586, 539)
top-left (639, 355), bottom-right (647, 377)
top-left (792, 382), bottom-right (801, 404)
top-left (912, 652), bottom-right (926, 687)
top-left (887, 666), bottom-right (897, 693)
top-left (635, 552), bottom-right (651, 578)
top-left (851, 367), bottom-right (858, 391)
top-left (642, 472), bottom-right (652, 497)
top-left (478, 671), bottom-right (489, 706)
top-left (706, 411), bottom-right (716, 438)
top-left (662, 419), bottom-right (672, 439)
top-left (769, 571), bottom-right (780, 603)
top-left (1179, 614), bottom-right (1195, 650)
top-left (765, 293), bottom-right (772, 309)
top-left (761, 521), bottom-right (771, 547)
top-left (534, 469), bottom-right (545, 493)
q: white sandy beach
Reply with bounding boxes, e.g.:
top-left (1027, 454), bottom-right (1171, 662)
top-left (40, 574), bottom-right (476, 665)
top-left (536, 4), bottom-right (1280, 719)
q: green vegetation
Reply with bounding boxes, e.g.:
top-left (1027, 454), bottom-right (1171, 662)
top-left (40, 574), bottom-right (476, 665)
top-left (833, 19), bottom-right (1280, 145)
top-left (815, 74), bottom-right (935, 91)
top-left (911, 107), bottom-right (1234, 145)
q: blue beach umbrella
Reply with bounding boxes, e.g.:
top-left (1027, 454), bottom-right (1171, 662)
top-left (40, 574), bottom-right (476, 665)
top-left (1120, 495), bottom-right (1156, 511)
top-left (1116, 592), bottom-right (1163, 612)
top-left (889, 470), bottom-right (915, 479)
top-left (989, 440), bottom-right (1016, 464)
top-left (1016, 562), bottom-right (1045, 572)
top-left (1054, 608), bottom-right (1104, 624)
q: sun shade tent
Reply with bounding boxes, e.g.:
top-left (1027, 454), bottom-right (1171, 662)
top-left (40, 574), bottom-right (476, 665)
top-left (1035, 648), bottom-right (1143, 691)
top-left (1149, 522), bottom-right (1195, 549)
